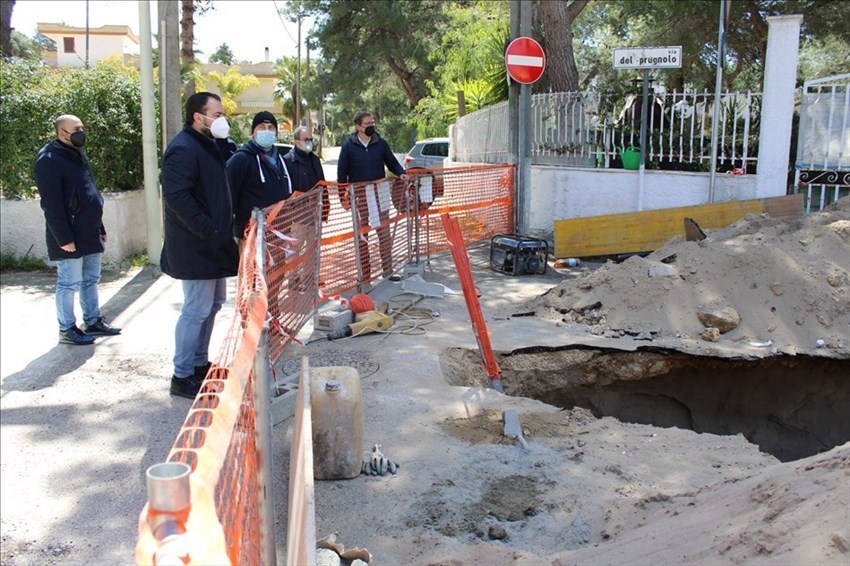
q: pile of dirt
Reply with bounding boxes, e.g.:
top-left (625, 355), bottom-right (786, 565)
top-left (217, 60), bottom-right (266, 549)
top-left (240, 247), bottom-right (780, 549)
top-left (525, 197), bottom-right (850, 357)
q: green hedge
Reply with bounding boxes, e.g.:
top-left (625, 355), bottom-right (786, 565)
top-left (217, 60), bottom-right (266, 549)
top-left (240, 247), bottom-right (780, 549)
top-left (0, 58), bottom-right (151, 200)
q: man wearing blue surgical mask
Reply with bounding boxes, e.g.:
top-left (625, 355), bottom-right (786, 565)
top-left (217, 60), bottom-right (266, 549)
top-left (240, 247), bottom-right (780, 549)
top-left (226, 111), bottom-right (292, 247)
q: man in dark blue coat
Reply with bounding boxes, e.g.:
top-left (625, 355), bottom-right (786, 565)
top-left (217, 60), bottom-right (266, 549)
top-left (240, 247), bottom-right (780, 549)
top-left (35, 114), bottom-right (122, 346)
top-left (160, 92), bottom-right (239, 399)
top-left (337, 110), bottom-right (406, 280)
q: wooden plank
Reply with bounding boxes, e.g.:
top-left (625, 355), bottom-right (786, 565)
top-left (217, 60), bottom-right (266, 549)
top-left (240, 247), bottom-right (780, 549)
top-left (285, 357), bottom-right (316, 566)
top-left (763, 193), bottom-right (804, 218)
top-left (553, 194), bottom-right (803, 258)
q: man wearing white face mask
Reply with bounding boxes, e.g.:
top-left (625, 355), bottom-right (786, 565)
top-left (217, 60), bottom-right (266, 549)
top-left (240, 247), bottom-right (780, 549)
top-left (226, 111), bottom-right (292, 246)
top-left (160, 92), bottom-right (239, 399)
top-left (283, 126), bottom-right (329, 221)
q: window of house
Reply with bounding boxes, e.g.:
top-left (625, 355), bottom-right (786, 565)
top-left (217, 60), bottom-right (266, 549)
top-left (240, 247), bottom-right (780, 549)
top-left (63, 37), bottom-right (75, 53)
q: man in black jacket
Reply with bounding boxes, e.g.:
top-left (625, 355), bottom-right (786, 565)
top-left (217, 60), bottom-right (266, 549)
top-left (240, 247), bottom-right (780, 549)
top-left (284, 126), bottom-right (329, 221)
top-left (226, 111), bottom-right (292, 244)
top-left (35, 114), bottom-right (122, 346)
top-left (161, 92), bottom-right (239, 399)
top-left (337, 111), bottom-right (406, 280)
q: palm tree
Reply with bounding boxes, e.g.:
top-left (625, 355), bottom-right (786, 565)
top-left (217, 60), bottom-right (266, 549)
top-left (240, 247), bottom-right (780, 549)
top-left (206, 67), bottom-right (259, 117)
top-left (273, 56), bottom-right (302, 131)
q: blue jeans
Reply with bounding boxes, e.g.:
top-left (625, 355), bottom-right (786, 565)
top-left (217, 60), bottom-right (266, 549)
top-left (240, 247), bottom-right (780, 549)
top-left (173, 278), bottom-right (227, 378)
top-left (55, 253), bottom-right (102, 331)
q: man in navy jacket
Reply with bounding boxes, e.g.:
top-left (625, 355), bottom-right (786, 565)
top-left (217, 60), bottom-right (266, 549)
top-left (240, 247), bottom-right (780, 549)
top-left (160, 92), bottom-right (239, 399)
top-left (35, 114), bottom-right (121, 346)
top-left (226, 111), bottom-right (292, 242)
top-left (337, 110), bottom-right (406, 280)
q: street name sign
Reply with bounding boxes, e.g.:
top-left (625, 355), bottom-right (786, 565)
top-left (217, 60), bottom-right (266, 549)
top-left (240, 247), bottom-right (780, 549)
top-left (613, 46), bottom-right (683, 69)
top-left (505, 37), bottom-right (546, 84)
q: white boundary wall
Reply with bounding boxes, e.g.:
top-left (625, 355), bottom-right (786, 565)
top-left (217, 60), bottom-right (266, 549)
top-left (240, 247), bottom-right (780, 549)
top-left (527, 167), bottom-right (760, 237)
top-left (1, 189), bottom-right (149, 266)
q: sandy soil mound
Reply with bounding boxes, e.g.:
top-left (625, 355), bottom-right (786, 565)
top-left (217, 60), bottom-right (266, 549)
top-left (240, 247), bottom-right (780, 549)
top-left (526, 197), bottom-right (850, 357)
top-left (426, 441), bottom-right (850, 565)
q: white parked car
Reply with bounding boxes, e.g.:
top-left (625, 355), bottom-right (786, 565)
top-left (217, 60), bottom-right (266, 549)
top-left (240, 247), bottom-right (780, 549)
top-left (403, 137), bottom-right (450, 170)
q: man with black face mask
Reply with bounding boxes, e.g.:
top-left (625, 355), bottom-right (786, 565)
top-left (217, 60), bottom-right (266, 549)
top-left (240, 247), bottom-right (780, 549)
top-left (337, 110), bottom-right (406, 280)
top-left (160, 92), bottom-right (239, 399)
top-left (35, 114), bottom-right (122, 346)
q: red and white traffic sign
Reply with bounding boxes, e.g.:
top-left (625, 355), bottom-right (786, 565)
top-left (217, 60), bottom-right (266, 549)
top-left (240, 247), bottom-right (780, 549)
top-left (505, 37), bottom-right (546, 84)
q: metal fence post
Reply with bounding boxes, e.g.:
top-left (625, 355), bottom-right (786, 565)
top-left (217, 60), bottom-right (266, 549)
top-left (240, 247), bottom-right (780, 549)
top-left (252, 209), bottom-right (277, 566)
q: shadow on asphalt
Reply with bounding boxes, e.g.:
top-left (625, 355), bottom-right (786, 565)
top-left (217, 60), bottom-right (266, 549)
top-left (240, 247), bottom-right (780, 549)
top-left (0, 265), bottom-right (162, 393)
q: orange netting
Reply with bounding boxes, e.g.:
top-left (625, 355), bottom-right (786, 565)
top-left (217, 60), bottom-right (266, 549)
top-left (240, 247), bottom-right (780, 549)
top-left (136, 220), bottom-right (267, 565)
top-left (135, 164), bottom-right (514, 565)
top-left (318, 164), bottom-right (515, 298)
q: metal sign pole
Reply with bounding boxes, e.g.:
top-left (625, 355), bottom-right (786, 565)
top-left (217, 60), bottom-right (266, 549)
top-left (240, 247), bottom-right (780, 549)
top-left (519, 82), bottom-right (530, 233)
top-left (638, 69), bottom-right (650, 211)
top-left (708, 0), bottom-right (727, 203)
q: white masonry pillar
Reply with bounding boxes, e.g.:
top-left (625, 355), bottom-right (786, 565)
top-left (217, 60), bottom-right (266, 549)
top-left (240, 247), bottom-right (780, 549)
top-left (756, 14), bottom-right (803, 198)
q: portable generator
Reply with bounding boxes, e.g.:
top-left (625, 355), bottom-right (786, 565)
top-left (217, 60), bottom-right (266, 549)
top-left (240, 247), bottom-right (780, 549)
top-left (489, 234), bottom-right (549, 275)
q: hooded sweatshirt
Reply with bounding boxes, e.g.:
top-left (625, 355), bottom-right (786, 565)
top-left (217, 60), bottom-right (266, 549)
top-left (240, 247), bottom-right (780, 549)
top-left (226, 139), bottom-right (293, 238)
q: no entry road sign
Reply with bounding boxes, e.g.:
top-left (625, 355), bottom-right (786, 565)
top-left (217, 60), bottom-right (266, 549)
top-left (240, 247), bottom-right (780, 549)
top-left (505, 37), bottom-right (546, 84)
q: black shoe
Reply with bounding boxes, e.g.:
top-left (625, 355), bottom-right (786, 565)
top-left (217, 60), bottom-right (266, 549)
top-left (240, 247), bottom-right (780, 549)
top-left (170, 376), bottom-right (202, 399)
top-left (82, 317), bottom-right (121, 336)
top-left (194, 362), bottom-right (212, 381)
top-left (59, 325), bottom-right (96, 345)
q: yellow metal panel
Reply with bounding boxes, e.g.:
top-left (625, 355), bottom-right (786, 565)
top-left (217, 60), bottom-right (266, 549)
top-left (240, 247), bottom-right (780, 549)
top-left (553, 195), bottom-right (802, 258)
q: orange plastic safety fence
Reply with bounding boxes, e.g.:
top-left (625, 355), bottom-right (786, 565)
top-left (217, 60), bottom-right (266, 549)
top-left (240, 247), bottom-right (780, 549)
top-left (135, 221), bottom-right (268, 565)
top-left (408, 164), bottom-right (515, 261)
top-left (318, 164), bottom-right (514, 298)
top-left (135, 164), bottom-right (514, 565)
top-left (262, 189), bottom-right (323, 363)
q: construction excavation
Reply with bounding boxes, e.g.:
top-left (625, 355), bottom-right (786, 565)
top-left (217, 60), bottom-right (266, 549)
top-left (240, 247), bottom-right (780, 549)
top-left (273, 197), bottom-right (850, 565)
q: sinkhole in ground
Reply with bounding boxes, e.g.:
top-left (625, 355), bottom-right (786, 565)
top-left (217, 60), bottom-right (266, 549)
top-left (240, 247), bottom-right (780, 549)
top-left (442, 346), bottom-right (850, 462)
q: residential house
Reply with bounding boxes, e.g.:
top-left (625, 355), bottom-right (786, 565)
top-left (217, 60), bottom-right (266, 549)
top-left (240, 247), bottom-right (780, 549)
top-left (37, 23), bottom-right (139, 67)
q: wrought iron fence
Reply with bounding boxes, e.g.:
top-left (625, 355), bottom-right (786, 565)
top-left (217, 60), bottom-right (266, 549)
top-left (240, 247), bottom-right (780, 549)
top-left (793, 73), bottom-right (850, 213)
top-left (454, 89), bottom-right (762, 173)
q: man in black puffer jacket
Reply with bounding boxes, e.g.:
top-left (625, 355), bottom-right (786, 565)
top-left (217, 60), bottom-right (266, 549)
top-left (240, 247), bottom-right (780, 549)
top-left (160, 92), bottom-right (239, 399)
top-left (35, 114), bottom-right (122, 346)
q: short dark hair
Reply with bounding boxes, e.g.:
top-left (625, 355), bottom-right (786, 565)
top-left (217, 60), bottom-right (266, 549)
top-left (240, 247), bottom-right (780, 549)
top-left (353, 110), bottom-right (372, 126)
top-left (184, 92), bottom-right (221, 125)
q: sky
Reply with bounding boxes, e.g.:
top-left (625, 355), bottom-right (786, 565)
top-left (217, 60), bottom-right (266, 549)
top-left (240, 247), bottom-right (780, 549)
top-left (10, 0), bottom-right (309, 63)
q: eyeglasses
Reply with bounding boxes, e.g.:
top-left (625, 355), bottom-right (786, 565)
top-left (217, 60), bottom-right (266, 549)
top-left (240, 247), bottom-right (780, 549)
top-left (360, 122), bottom-right (375, 127)
top-left (300, 138), bottom-right (314, 142)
